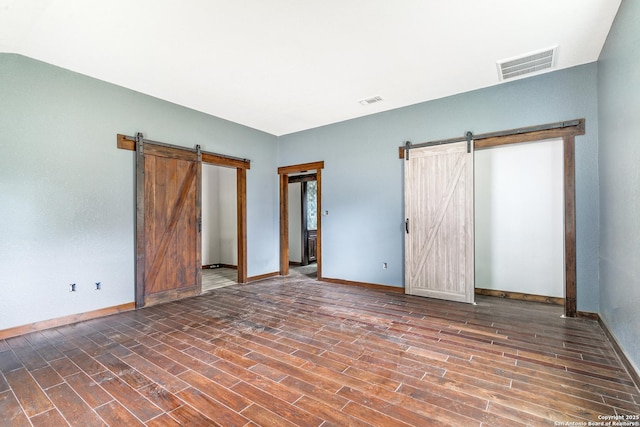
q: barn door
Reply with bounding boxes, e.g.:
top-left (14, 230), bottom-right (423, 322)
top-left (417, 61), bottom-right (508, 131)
top-left (136, 141), bottom-right (202, 308)
top-left (404, 141), bottom-right (474, 303)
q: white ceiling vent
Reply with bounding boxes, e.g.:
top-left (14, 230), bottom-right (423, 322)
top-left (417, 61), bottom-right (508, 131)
top-left (358, 95), bottom-right (384, 106)
top-left (497, 46), bottom-right (557, 81)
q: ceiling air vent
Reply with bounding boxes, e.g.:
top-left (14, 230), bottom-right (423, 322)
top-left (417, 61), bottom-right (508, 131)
top-left (358, 95), bottom-right (384, 106)
top-left (497, 46), bottom-right (557, 81)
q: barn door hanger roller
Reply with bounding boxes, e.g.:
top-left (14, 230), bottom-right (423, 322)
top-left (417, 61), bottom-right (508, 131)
top-left (466, 131), bottom-right (473, 154)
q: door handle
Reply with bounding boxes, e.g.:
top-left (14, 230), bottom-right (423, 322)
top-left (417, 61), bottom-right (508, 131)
top-left (405, 218), bottom-right (409, 234)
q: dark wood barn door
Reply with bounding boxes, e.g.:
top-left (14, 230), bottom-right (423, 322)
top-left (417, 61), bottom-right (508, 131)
top-left (136, 142), bottom-right (202, 307)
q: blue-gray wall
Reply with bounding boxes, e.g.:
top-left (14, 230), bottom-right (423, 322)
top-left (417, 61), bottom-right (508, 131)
top-left (0, 54), bottom-right (279, 330)
top-left (3, 28), bottom-right (632, 362)
top-left (597, 0), bottom-right (640, 375)
top-left (279, 63), bottom-right (600, 313)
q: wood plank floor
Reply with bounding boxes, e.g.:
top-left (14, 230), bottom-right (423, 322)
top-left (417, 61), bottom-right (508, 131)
top-left (1, 273), bottom-right (639, 426)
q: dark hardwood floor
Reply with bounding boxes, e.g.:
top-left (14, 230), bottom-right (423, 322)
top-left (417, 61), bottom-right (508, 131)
top-left (1, 272), bottom-right (639, 426)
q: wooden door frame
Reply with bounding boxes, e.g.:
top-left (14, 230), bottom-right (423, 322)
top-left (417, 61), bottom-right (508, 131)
top-left (201, 160), bottom-right (249, 284)
top-left (278, 162), bottom-right (324, 277)
top-left (117, 134), bottom-right (250, 308)
top-left (399, 119), bottom-right (585, 317)
top-left (200, 151), bottom-right (250, 284)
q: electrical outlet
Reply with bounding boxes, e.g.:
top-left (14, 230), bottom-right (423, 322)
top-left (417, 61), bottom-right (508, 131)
top-left (69, 283), bottom-right (76, 292)
top-left (95, 282), bottom-right (101, 291)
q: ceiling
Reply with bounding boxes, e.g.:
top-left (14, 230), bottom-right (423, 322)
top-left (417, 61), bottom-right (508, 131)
top-left (0, 1), bottom-right (621, 136)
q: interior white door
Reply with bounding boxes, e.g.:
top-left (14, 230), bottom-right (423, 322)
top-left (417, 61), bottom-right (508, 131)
top-left (404, 141), bottom-right (474, 303)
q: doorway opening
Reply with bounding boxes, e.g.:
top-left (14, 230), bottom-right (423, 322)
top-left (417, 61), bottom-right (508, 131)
top-left (288, 174), bottom-right (318, 279)
top-left (202, 163), bottom-right (239, 291)
top-left (278, 161), bottom-right (324, 278)
top-left (475, 138), bottom-right (565, 302)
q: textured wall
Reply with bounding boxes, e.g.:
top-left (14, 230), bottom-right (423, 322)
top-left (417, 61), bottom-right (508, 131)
top-left (218, 166), bottom-right (238, 266)
top-left (279, 63), bottom-right (600, 312)
top-left (597, 0), bottom-right (640, 375)
top-left (0, 54), bottom-right (278, 330)
top-left (202, 164), bottom-right (222, 265)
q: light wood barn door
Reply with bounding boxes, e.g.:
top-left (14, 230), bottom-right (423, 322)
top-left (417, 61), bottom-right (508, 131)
top-left (136, 142), bottom-right (201, 308)
top-left (404, 141), bottom-right (474, 303)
